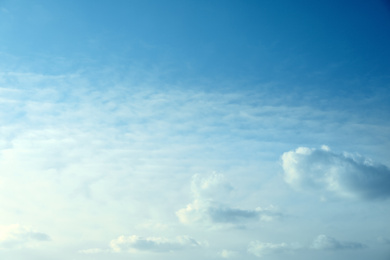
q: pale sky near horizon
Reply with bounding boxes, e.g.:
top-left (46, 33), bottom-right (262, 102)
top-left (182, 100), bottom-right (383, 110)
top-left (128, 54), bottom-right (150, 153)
top-left (1, 0), bottom-right (390, 259)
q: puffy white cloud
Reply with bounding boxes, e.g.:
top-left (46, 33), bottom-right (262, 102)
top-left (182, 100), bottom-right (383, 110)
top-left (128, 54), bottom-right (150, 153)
top-left (0, 224), bottom-right (50, 249)
top-left (247, 241), bottom-right (291, 258)
top-left (109, 235), bottom-right (201, 253)
top-left (282, 146), bottom-right (390, 200)
top-left (176, 173), bottom-right (280, 226)
top-left (311, 235), bottom-right (366, 250)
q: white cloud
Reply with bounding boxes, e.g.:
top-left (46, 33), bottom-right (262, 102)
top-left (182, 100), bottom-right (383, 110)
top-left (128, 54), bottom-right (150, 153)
top-left (191, 173), bottom-right (233, 201)
top-left (0, 224), bottom-right (50, 250)
top-left (78, 248), bottom-right (107, 254)
top-left (0, 69), bottom-right (388, 259)
top-left (176, 173), bottom-right (280, 226)
top-left (220, 249), bottom-right (239, 258)
top-left (311, 235), bottom-right (366, 250)
top-left (282, 146), bottom-right (390, 200)
top-left (109, 235), bottom-right (202, 253)
top-left (247, 241), bottom-right (291, 257)
top-left (248, 234), bottom-right (365, 257)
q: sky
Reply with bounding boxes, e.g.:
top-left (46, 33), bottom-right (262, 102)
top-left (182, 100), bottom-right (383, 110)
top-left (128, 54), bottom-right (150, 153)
top-left (0, 0), bottom-right (390, 259)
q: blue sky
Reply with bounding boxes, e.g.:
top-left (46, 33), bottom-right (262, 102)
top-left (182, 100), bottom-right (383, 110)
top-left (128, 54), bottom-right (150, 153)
top-left (0, 0), bottom-right (390, 259)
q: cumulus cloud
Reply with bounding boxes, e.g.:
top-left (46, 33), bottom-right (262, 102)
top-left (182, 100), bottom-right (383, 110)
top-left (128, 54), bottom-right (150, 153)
top-left (176, 173), bottom-right (280, 226)
top-left (281, 146), bottom-right (390, 200)
top-left (311, 234), bottom-right (366, 250)
top-left (0, 224), bottom-right (51, 249)
top-left (109, 235), bottom-right (202, 253)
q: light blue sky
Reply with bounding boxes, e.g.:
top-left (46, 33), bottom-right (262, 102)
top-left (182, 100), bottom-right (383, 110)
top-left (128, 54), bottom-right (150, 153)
top-left (0, 1), bottom-right (390, 259)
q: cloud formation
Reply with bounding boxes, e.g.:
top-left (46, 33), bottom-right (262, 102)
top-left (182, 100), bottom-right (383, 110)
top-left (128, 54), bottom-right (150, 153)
top-left (311, 234), bottom-right (366, 250)
top-left (176, 173), bottom-right (280, 226)
top-left (109, 235), bottom-right (201, 253)
top-left (0, 224), bottom-right (50, 250)
top-left (282, 146), bottom-right (390, 200)
top-left (248, 234), bottom-right (365, 257)
top-left (247, 241), bottom-right (291, 258)
top-left (78, 248), bottom-right (107, 254)
top-left (220, 249), bottom-right (239, 258)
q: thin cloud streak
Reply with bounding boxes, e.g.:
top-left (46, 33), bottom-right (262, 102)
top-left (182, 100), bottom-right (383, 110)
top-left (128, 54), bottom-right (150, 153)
top-left (311, 234), bottom-right (366, 251)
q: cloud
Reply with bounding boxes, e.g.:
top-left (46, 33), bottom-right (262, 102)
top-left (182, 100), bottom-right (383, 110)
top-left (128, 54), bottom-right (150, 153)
top-left (377, 236), bottom-right (390, 245)
top-left (190, 173), bottom-right (233, 202)
top-left (248, 234), bottom-right (365, 257)
top-left (0, 224), bottom-right (51, 250)
top-left (176, 173), bottom-right (280, 226)
top-left (311, 235), bottom-right (366, 250)
top-left (281, 146), bottom-right (390, 200)
top-left (247, 241), bottom-right (292, 258)
top-left (220, 249), bottom-right (239, 258)
top-left (1, 68), bottom-right (387, 259)
top-left (207, 206), bottom-right (276, 223)
top-left (78, 248), bottom-right (108, 254)
top-left (109, 235), bottom-right (202, 253)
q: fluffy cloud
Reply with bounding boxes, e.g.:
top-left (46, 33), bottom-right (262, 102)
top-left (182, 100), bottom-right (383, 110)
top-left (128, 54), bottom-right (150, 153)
top-left (109, 235), bottom-right (201, 253)
top-left (311, 235), bottom-right (366, 250)
top-left (282, 146), bottom-right (390, 200)
top-left (0, 224), bottom-right (50, 249)
top-left (247, 241), bottom-right (292, 258)
top-left (176, 173), bottom-right (280, 226)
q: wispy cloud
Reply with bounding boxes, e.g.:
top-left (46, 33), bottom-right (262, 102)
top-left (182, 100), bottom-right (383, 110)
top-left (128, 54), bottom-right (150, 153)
top-left (377, 236), bottom-right (390, 245)
top-left (79, 234), bottom-right (204, 255)
top-left (219, 249), bottom-right (239, 258)
top-left (0, 68), bottom-right (388, 259)
top-left (311, 234), bottom-right (366, 250)
top-left (109, 235), bottom-right (202, 253)
top-left (247, 241), bottom-right (294, 258)
top-left (282, 146), bottom-right (390, 200)
top-left (248, 234), bottom-right (366, 258)
top-left (78, 248), bottom-right (107, 254)
top-left (0, 225), bottom-right (50, 250)
top-left (0, 0), bottom-right (389, 258)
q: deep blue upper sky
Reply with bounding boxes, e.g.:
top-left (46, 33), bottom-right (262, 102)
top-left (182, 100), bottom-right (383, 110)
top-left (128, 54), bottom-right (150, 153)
top-left (1, 0), bottom-right (390, 86)
top-left (1, 0), bottom-right (389, 124)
